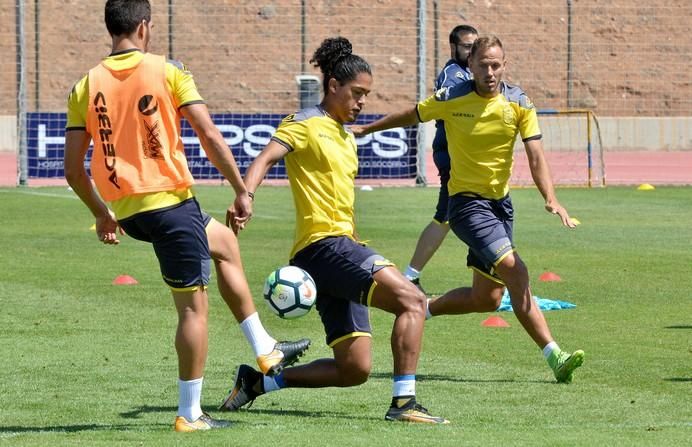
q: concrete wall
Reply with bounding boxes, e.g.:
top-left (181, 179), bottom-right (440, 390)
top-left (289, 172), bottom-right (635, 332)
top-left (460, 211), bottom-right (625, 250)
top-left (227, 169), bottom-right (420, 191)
top-left (2, 115), bottom-right (690, 154)
top-left (2, 2), bottom-right (690, 118)
top-left (424, 116), bottom-right (692, 153)
top-left (599, 117), bottom-right (692, 152)
top-left (0, 116), bottom-right (16, 152)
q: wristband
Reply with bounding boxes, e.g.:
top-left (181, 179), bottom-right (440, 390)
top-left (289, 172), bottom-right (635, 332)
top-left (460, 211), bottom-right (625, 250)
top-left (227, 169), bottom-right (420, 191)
top-left (247, 191), bottom-right (255, 201)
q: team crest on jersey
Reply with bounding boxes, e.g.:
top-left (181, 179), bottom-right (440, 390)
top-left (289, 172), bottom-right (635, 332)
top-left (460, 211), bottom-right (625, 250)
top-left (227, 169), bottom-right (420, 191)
top-left (284, 114), bottom-right (296, 122)
top-left (502, 105), bottom-right (516, 126)
top-left (435, 87), bottom-right (449, 101)
top-left (523, 95), bottom-right (535, 109)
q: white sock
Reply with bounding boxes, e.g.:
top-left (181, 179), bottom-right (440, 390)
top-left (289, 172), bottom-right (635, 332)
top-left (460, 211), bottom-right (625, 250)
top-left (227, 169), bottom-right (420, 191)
top-left (263, 374), bottom-right (283, 393)
top-left (542, 341), bottom-right (560, 359)
top-left (425, 298), bottom-right (433, 320)
top-left (178, 377), bottom-right (203, 421)
top-left (403, 265), bottom-right (420, 281)
top-left (392, 375), bottom-right (416, 397)
top-left (240, 312), bottom-right (277, 356)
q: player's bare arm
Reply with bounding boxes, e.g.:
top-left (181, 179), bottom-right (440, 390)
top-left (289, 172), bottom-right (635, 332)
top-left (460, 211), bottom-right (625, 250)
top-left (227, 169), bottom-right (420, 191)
top-left (181, 103), bottom-right (252, 230)
top-left (64, 129), bottom-right (123, 244)
top-left (524, 138), bottom-right (575, 228)
top-left (231, 141), bottom-right (288, 233)
top-left (351, 106), bottom-right (420, 137)
top-left (235, 140), bottom-right (290, 233)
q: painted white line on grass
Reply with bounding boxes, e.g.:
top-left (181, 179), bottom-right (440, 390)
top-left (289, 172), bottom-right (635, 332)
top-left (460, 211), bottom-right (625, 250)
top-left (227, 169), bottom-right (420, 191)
top-left (0, 192), bottom-right (284, 222)
top-left (0, 189), bottom-right (78, 200)
top-left (206, 209), bottom-right (281, 220)
top-left (0, 194), bottom-right (283, 219)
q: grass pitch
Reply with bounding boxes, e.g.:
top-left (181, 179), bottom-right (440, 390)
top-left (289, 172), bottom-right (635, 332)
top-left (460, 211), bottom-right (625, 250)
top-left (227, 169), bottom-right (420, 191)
top-left (0, 185), bottom-right (690, 446)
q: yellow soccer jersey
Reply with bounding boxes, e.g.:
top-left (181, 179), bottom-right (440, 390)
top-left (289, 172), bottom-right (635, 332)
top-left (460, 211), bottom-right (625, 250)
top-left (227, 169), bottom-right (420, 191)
top-left (272, 106), bottom-right (359, 258)
top-left (417, 80), bottom-right (541, 199)
top-left (65, 49), bottom-right (203, 219)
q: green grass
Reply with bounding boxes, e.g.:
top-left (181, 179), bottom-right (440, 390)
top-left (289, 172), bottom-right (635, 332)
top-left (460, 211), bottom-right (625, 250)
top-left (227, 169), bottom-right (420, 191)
top-left (0, 185), bottom-right (690, 446)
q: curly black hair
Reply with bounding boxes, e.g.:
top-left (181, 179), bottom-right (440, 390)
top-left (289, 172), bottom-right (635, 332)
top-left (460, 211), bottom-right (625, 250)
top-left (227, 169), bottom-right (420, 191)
top-left (310, 37), bottom-right (371, 93)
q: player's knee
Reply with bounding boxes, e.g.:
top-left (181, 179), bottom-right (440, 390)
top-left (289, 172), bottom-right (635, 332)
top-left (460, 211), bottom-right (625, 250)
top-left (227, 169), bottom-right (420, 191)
top-left (471, 287), bottom-right (504, 312)
top-left (501, 252), bottom-right (527, 273)
top-left (211, 241), bottom-right (234, 264)
top-left (208, 223), bottom-right (237, 262)
top-left (487, 288), bottom-right (505, 310)
top-left (396, 285), bottom-right (426, 318)
top-left (338, 360), bottom-right (371, 386)
top-left (345, 368), bottom-right (370, 386)
top-left (177, 308), bottom-right (209, 329)
top-left (479, 296), bottom-right (502, 312)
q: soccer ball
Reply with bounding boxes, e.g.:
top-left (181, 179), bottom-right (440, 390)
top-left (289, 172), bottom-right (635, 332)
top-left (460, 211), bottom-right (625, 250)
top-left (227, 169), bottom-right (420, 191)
top-left (263, 266), bottom-right (317, 319)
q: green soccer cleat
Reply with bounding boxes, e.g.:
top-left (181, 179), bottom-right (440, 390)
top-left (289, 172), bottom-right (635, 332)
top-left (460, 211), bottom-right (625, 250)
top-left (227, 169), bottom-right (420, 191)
top-left (385, 397), bottom-right (449, 424)
top-left (174, 412), bottom-right (232, 432)
top-left (219, 364), bottom-right (265, 411)
top-left (549, 349), bottom-right (585, 383)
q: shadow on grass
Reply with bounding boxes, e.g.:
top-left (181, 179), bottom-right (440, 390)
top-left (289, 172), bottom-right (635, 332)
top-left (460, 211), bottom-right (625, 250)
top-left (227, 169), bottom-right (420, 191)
top-left (664, 325), bottom-right (692, 329)
top-left (120, 405), bottom-right (355, 421)
top-left (236, 408), bottom-right (365, 420)
top-left (369, 372), bottom-right (552, 384)
top-left (664, 377), bottom-right (692, 382)
top-left (120, 405), bottom-right (233, 419)
top-left (0, 423), bottom-right (168, 435)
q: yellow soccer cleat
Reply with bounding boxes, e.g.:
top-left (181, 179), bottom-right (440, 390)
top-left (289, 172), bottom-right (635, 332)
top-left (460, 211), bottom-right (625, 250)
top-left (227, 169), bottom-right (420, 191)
top-left (385, 397), bottom-right (449, 424)
top-left (174, 413), bottom-right (232, 432)
top-left (256, 339), bottom-right (311, 376)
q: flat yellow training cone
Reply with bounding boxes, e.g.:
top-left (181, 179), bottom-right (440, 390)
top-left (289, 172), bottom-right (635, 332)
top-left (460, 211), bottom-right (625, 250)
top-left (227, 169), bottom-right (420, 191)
top-left (637, 183), bottom-right (655, 191)
top-left (570, 217), bottom-right (581, 226)
top-left (90, 224), bottom-right (96, 231)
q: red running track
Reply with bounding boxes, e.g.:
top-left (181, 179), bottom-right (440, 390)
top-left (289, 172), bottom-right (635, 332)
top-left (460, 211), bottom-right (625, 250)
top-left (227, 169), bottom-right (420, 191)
top-left (1, 150), bottom-right (691, 187)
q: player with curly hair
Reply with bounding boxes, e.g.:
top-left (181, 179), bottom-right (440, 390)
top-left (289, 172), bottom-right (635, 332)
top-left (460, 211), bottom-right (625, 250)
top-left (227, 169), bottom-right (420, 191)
top-left (221, 36), bottom-right (448, 424)
top-left (403, 24), bottom-right (478, 294)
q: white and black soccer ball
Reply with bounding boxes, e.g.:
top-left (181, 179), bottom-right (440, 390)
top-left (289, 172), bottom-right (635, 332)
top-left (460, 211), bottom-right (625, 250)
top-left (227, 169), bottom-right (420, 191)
top-left (263, 266), bottom-right (317, 319)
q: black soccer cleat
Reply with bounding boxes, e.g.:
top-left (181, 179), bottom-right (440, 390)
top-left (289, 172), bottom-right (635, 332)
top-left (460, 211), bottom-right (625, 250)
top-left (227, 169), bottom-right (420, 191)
top-left (410, 278), bottom-right (427, 295)
top-left (219, 364), bottom-right (265, 411)
top-left (385, 397), bottom-right (449, 424)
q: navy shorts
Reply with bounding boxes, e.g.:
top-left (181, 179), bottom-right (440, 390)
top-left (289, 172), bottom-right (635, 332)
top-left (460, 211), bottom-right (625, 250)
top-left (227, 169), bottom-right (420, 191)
top-left (447, 193), bottom-right (514, 283)
top-left (432, 150), bottom-right (451, 223)
top-left (290, 236), bottom-right (392, 347)
top-left (119, 198), bottom-right (212, 291)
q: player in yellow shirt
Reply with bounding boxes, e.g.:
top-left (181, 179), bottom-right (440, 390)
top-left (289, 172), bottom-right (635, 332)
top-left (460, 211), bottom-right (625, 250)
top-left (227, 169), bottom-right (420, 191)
top-left (63, 0), bottom-right (308, 432)
top-left (403, 24), bottom-right (478, 294)
top-left (220, 37), bottom-right (448, 424)
top-left (352, 35), bottom-right (585, 384)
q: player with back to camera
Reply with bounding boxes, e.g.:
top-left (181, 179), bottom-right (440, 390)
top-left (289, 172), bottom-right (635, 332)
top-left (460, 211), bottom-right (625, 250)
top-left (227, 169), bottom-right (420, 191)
top-left (403, 24), bottom-right (478, 294)
top-left (220, 36), bottom-right (448, 424)
top-left (351, 35), bottom-right (585, 384)
top-left (63, 0), bottom-right (309, 432)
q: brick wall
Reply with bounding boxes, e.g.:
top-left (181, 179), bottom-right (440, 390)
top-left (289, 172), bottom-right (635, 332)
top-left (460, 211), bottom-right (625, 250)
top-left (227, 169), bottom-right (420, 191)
top-left (1, 0), bottom-right (690, 117)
